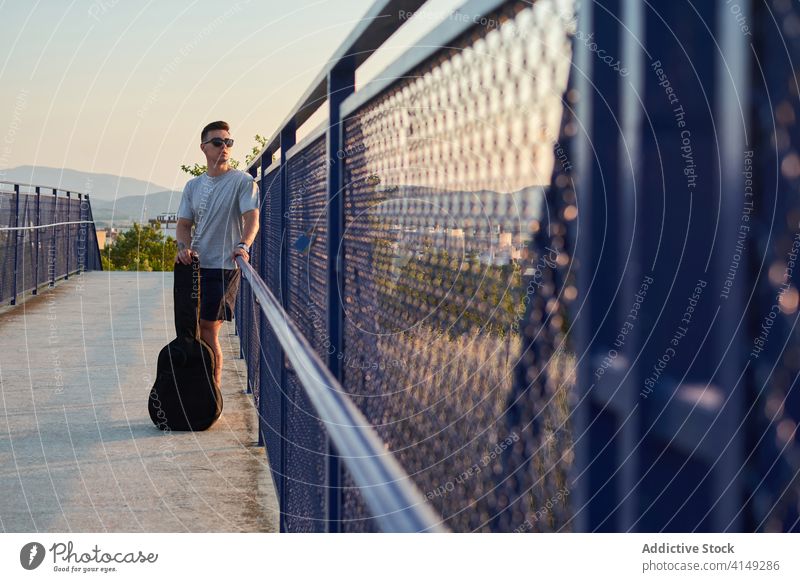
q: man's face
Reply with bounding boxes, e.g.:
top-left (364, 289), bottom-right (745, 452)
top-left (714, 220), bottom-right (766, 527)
top-left (201, 128), bottom-right (232, 166)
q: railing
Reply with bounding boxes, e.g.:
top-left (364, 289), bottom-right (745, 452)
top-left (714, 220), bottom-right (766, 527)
top-left (236, 256), bottom-right (445, 532)
top-left (237, 0), bottom-right (575, 532)
top-left (0, 181), bottom-right (103, 305)
top-left (236, 0), bottom-right (800, 533)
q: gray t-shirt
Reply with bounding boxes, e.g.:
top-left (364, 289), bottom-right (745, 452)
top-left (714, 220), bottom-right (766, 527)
top-left (177, 169), bottom-right (259, 269)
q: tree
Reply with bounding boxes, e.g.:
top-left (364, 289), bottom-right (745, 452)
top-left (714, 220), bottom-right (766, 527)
top-left (102, 222), bottom-right (178, 271)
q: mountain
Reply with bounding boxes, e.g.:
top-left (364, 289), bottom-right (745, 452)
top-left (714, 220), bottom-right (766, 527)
top-left (89, 191), bottom-right (183, 228)
top-left (0, 166), bottom-right (179, 202)
top-left (0, 166), bottom-right (186, 228)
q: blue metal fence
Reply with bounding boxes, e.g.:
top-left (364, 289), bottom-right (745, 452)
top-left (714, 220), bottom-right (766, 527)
top-left (235, 0), bottom-right (800, 532)
top-left (0, 181), bottom-right (103, 305)
top-left (236, 255), bottom-right (445, 532)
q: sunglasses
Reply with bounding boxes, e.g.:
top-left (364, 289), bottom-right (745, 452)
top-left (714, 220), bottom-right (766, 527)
top-left (203, 137), bottom-right (234, 148)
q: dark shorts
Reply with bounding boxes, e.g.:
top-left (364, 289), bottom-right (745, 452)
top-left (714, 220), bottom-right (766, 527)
top-left (199, 268), bottom-right (241, 322)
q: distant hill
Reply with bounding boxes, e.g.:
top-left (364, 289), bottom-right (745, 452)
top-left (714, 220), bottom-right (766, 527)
top-left (0, 166), bottom-right (185, 228)
top-left (90, 191), bottom-right (183, 228)
top-left (0, 166), bottom-right (179, 202)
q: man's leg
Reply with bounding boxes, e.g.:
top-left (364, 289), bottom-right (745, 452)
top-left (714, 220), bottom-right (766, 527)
top-left (199, 318), bottom-right (224, 386)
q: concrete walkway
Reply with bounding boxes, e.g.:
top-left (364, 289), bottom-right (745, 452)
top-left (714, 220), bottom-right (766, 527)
top-left (0, 271), bottom-right (278, 532)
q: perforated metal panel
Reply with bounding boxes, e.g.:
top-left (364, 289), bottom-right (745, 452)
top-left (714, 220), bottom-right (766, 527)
top-left (56, 193), bottom-right (69, 281)
top-left (340, 0), bottom-right (576, 532)
top-left (257, 167), bottom-right (284, 507)
top-left (231, 0), bottom-right (800, 533)
top-left (40, 193), bottom-right (57, 286)
top-left (245, 234), bottom-right (260, 400)
top-left (341, 467), bottom-right (379, 532)
top-left (282, 136), bottom-right (329, 531)
top-left (21, 193), bottom-right (35, 292)
top-left (67, 195), bottom-right (78, 272)
top-left (287, 136), bottom-right (329, 354)
top-left (0, 189), bottom-right (15, 300)
top-left (0, 187), bottom-right (101, 303)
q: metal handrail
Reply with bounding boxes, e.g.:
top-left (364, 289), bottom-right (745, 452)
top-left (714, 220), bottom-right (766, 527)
top-left (0, 220), bottom-right (95, 231)
top-left (245, 0), bottom-right (426, 172)
top-left (235, 255), bottom-right (446, 532)
top-left (0, 180), bottom-right (91, 197)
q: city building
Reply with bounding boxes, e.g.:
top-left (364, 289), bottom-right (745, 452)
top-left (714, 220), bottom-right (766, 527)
top-left (148, 212), bottom-right (178, 240)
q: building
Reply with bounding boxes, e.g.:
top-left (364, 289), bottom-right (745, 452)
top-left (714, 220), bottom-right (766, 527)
top-left (101, 227), bottom-right (119, 248)
top-left (148, 212), bottom-right (178, 240)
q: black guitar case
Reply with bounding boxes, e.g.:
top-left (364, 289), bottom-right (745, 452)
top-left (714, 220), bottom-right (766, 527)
top-left (148, 255), bottom-right (222, 431)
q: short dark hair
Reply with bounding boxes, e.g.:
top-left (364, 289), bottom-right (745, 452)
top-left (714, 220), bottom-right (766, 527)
top-left (201, 120), bottom-right (230, 142)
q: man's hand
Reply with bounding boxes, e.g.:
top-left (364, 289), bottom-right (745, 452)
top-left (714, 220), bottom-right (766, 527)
top-left (175, 219), bottom-right (194, 265)
top-left (232, 246), bottom-right (249, 265)
top-left (175, 245), bottom-right (196, 265)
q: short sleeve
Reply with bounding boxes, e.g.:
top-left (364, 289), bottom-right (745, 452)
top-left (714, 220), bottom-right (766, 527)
top-left (238, 176), bottom-right (260, 214)
top-left (177, 182), bottom-right (194, 220)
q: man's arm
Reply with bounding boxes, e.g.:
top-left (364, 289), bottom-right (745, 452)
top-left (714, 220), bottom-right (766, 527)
top-left (175, 217), bottom-right (194, 264)
top-left (233, 209), bottom-right (259, 263)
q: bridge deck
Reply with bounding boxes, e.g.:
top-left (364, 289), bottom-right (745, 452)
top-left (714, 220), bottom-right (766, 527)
top-left (0, 271), bottom-right (278, 532)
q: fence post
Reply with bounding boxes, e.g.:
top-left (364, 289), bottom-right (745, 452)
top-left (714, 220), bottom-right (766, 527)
top-left (51, 189), bottom-right (57, 287)
top-left (614, 0), bottom-right (644, 532)
top-left (65, 191), bottom-right (71, 280)
top-left (11, 184), bottom-right (20, 305)
top-left (326, 56), bottom-right (355, 533)
top-left (279, 121), bottom-right (296, 533)
top-left (573, 0), bottom-right (626, 532)
top-left (33, 186), bottom-right (40, 295)
top-left (77, 193), bottom-right (85, 274)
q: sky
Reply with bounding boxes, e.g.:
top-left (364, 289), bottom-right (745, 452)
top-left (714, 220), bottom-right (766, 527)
top-left (0, 0), bottom-right (464, 191)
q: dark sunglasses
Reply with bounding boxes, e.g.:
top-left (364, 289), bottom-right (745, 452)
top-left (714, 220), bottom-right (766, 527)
top-left (203, 137), bottom-right (234, 148)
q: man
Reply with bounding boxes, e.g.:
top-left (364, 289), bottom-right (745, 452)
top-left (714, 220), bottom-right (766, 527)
top-left (175, 120), bottom-right (259, 387)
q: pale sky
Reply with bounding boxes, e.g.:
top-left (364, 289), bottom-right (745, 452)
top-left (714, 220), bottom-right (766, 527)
top-left (0, 0), bottom-right (464, 191)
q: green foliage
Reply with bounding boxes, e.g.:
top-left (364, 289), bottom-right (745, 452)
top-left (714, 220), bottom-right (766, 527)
top-left (179, 162), bottom-right (209, 177)
top-left (102, 222), bottom-right (178, 271)
top-left (100, 252), bottom-right (113, 272)
top-left (180, 134), bottom-right (268, 177)
top-left (245, 134), bottom-right (268, 166)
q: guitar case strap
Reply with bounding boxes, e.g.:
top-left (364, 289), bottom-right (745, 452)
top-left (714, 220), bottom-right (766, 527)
top-left (173, 256), bottom-right (201, 340)
top-left (175, 172), bottom-right (216, 340)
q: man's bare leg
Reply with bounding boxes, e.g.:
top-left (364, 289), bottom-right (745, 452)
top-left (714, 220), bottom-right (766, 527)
top-left (199, 318), bottom-right (224, 386)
